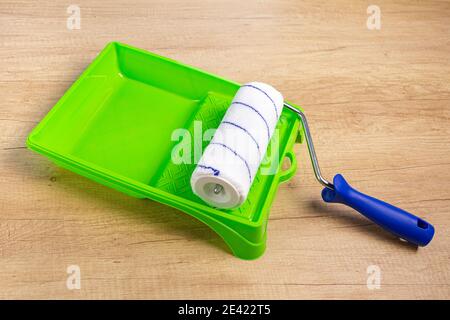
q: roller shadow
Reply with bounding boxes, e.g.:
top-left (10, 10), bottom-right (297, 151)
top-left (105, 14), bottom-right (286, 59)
top-left (308, 199), bottom-right (419, 252)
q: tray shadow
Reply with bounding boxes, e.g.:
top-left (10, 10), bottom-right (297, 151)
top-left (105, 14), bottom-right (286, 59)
top-left (21, 153), bottom-right (231, 256)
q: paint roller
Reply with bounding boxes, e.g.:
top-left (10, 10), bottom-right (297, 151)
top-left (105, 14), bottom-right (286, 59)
top-left (191, 82), bottom-right (435, 247)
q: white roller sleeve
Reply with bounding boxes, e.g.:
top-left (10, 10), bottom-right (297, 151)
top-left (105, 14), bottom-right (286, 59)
top-left (190, 82), bottom-right (284, 208)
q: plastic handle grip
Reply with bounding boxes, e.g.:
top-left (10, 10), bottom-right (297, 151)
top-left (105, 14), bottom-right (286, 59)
top-left (321, 174), bottom-right (435, 246)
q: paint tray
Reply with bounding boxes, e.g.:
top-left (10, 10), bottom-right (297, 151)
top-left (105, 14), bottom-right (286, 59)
top-left (27, 42), bottom-right (303, 259)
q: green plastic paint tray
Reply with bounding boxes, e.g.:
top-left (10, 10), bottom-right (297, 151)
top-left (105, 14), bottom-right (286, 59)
top-left (27, 42), bottom-right (303, 259)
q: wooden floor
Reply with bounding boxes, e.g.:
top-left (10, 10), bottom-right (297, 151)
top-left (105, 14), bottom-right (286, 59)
top-left (1, 0), bottom-right (449, 299)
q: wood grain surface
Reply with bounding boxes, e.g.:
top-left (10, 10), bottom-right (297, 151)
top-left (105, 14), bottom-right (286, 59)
top-left (1, 0), bottom-right (449, 299)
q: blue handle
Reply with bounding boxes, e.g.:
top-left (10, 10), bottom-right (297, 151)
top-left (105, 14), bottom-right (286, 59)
top-left (321, 174), bottom-right (434, 246)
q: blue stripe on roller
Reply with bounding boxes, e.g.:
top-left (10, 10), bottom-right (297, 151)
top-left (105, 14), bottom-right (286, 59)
top-left (221, 121), bottom-right (261, 157)
top-left (231, 101), bottom-right (270, 143)
top-left (198, 164), bottom-right (220, 176)
top-left (242, 84), bottom-right (279, 119)
top-left (210, 142), bottom-right (252, 182)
